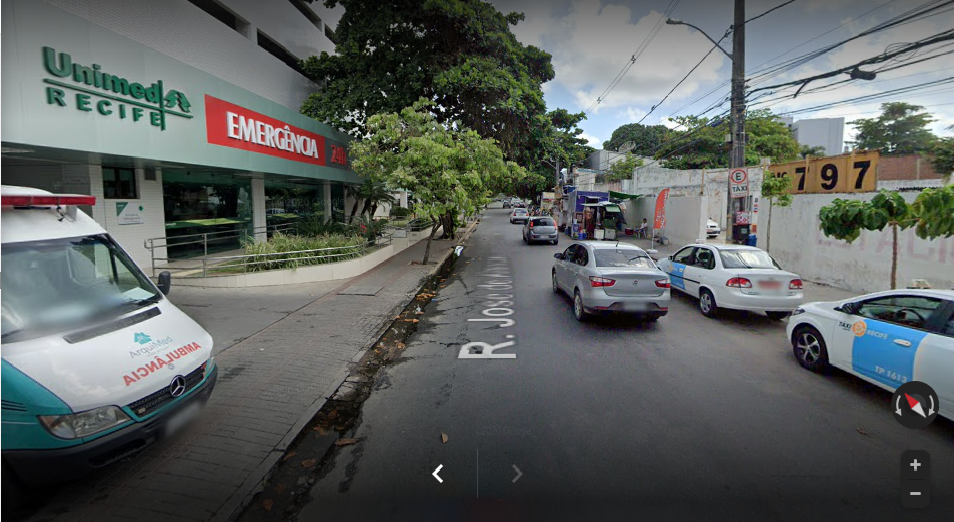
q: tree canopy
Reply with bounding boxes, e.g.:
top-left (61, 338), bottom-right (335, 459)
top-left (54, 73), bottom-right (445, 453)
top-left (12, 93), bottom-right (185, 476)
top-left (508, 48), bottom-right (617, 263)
top-left (302, 1), bottom-right (556, 164)
top-left (350, 99), bottom-right (525, 263)
top-left (602, 123), bottom-right (674, 155)
top-left (848, 102), bottom-right (936, 154)
top-left (655, 109), bottom-right (800, 169)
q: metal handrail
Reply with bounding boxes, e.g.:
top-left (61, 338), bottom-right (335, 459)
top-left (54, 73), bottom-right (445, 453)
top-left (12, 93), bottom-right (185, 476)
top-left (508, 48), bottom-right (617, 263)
top-left (155, 233), bottom-right (393, 278)
top-left (144, 222), bottom-right (297, 275)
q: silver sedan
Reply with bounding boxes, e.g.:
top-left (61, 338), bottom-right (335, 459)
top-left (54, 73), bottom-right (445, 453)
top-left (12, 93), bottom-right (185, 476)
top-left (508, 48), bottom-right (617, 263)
top-left (552, 242), bottom-right (671, 322)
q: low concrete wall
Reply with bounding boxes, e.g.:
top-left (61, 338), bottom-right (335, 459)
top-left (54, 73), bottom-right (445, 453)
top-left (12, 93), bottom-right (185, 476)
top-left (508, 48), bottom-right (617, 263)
top-left (663, 196), bottom-right (707, 248)
top-left (763, 192), bottom-right (954, 293)
top-left (176, 238), bottom-right (411, 288)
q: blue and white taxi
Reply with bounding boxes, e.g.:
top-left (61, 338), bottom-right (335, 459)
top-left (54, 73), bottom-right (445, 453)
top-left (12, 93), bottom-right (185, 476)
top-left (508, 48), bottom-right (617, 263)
top-left (656, 244), bottom-right (804, 319)
top-left (786, 289), bottom-right (953, 421)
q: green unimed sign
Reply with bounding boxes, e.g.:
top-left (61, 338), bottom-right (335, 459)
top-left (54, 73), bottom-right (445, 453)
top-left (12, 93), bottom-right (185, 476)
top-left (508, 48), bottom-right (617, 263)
top-left (41, 46), bottom-right (193, 131)
top-left (116, 202), bottom-right (145, 225)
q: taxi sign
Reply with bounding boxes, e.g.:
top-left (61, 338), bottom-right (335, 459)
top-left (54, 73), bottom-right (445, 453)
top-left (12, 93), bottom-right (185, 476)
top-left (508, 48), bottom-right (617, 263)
top-left (729, 168), bottom-right (749, 198)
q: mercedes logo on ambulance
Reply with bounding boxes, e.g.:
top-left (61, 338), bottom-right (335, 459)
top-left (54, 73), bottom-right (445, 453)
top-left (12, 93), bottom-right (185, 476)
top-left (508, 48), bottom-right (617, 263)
top-left (169, 375), bottom-right (187, 398)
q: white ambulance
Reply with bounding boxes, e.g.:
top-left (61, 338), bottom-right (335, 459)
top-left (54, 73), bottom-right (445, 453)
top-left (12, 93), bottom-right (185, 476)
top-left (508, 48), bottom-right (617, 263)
top-left (1, 186), bottom-right (217, 488)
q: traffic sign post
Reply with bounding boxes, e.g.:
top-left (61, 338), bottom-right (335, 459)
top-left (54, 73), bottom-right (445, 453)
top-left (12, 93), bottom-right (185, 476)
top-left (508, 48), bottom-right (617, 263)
top-left (729, 168), bottom-right (749, 198)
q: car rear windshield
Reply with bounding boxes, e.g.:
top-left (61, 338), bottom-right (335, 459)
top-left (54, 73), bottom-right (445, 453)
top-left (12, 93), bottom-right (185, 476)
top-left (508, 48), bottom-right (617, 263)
top-left (720, 250), bottom-right (780, 269)
top-left (531, 218), bottom-right (554, 226)
top-left (594, 249), bottom-right (655, 269)
top-left (514, 209), bottom-right (528, 214)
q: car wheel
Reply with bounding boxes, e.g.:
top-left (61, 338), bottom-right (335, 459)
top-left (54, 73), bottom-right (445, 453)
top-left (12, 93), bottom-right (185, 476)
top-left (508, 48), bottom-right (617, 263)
top-left (643, 313), bottom-right (663, 322)
top-left (792, 325), bottom-right (829, 373)
top-left (573, 290), bottom-right (587, 322)
top-left (552, 271), bottom-right (560, 294)
top-left (766, 311), bottom-right (790, 320)
top-left (552, 239), bottom-right (558, 245)
top-left (699, 289), bottom-right (718, 318)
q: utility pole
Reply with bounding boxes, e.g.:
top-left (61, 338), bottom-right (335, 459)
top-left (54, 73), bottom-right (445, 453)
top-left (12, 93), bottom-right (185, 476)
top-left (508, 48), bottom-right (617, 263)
top-left (728, 0), bottom-right (746, 234)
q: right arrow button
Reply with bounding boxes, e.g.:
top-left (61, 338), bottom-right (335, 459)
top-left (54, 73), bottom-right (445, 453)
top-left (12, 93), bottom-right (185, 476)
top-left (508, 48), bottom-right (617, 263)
top-left (512, 464), bottom-right (523, 484)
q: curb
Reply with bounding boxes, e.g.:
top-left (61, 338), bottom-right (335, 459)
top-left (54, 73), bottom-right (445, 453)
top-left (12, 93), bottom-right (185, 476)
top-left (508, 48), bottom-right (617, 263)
top-left (216, 222), bottom-right (479, 521)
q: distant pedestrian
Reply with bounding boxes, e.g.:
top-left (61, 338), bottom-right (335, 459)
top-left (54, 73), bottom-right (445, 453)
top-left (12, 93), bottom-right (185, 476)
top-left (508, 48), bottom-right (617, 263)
top-left (637, 218), bottom-right (648, 238)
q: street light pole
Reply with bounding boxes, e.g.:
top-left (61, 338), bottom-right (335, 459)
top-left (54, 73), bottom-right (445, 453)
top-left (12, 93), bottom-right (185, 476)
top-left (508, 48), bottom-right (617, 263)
top-left (668, 1), bottom-right (746, 235)
top-left (728, 0), bottom-right (746, 236)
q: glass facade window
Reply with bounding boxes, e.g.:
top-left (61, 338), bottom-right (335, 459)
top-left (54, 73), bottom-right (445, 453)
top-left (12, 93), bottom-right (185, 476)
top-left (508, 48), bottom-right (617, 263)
top-left (162, 171), bottom-right (252, 258)
top-left (264, 179), bottom-right (323, 230)
top-left (102, 167), bottom-right (137, 199)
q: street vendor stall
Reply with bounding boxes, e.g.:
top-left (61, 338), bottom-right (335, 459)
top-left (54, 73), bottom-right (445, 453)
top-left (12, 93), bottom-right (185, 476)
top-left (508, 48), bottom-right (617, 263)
top-left (582, 201), bottom-right (625, 240)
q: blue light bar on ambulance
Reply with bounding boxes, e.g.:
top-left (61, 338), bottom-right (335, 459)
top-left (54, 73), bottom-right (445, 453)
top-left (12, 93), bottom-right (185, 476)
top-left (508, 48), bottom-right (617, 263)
top-left (1, 195), bottom-right (97, 207)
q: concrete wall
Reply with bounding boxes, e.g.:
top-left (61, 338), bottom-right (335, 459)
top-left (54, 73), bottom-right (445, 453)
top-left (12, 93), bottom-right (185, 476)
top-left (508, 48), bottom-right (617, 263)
top-left (879, 154), bottom-right (946, 181)
top-left (763, 192), bottom-right (954, 293)
top-left (662, 196), bottom-right (707, 248)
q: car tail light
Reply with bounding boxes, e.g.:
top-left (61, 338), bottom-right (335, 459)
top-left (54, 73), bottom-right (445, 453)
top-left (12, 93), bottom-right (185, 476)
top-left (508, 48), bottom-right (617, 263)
top-left (789, 279), bottom-right (803, 290)
top-left (529, 220), bottom-right (534, 228)
top-left (2, 195), bottom-right (96, 206)
top-left (726, 277), bottom-right (752, 288)
top-left (655, 279), bottom-right (670, 289)
top-left (589, 276), bottom-right (615, 287)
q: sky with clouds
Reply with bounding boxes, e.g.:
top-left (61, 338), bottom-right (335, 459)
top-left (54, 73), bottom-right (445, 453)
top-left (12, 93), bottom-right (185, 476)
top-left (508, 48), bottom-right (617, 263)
top-left (489, 0), bottom-right (954, 150)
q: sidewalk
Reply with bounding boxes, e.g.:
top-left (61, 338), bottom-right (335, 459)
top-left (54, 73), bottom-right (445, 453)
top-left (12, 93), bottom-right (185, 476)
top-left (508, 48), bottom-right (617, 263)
top-left (20, 227), bottom-right (474, 522)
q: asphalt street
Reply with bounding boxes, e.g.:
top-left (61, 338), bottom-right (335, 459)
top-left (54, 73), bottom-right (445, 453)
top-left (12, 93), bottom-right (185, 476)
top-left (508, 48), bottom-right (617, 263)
top-left (290, 209), bottom-right (953, 522)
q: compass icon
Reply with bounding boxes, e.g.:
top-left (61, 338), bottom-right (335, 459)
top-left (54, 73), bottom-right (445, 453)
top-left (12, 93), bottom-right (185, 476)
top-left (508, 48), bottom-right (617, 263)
top-left (892, 381), bottom-right (939, 430)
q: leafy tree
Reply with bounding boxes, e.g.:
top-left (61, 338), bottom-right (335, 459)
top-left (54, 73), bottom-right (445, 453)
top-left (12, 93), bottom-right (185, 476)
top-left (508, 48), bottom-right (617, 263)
top-left (350, 100), bottom-right (523, 264)
top-left (602, 123), bottom-right (674, 155)
top-left (910, 185), bottom-right (954, 241)
top-left (848, 102), bottom-right (936, 154)
top-left (346, 179), bottom-right (398, 221)
top-left (657, 109), bottom-right (800, 169)
top-left (300, 0), bottom-right (553, 170)
top-left (799, 144), bottom-right (827, 158)
top-left (930, 137), bottom-right (954, 181)
top-left (759, 173), bottom-right (793, 253)
top-left (819, 190), bottom-right (915, 289)
top-left (604, 153), bottom-right (643, 183)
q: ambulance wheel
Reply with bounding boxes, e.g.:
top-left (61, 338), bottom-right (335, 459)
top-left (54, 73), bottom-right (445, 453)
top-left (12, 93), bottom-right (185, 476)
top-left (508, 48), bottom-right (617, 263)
top-left (792, 325), bottom-right (829, 373)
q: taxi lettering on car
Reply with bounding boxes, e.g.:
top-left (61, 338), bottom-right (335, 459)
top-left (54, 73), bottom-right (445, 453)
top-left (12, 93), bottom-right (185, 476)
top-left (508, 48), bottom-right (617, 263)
top-left (787, 289), bottom-right (954, 421)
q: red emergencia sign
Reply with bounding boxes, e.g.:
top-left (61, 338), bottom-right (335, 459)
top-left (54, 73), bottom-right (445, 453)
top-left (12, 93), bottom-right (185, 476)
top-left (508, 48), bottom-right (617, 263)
top-left (205, 95), bottom-right (347, 167)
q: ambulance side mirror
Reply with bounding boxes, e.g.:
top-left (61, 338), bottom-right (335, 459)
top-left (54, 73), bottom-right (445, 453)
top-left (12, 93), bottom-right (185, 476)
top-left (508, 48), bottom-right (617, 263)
top-left (157, 271), bottom-right (172, 295)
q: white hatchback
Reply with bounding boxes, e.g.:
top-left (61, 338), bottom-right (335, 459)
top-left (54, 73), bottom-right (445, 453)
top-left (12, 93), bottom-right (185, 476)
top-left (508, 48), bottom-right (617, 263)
top-left (656, 244), bottom-right (804, 319)
top-left (786, 289), bottom-right (954, 421)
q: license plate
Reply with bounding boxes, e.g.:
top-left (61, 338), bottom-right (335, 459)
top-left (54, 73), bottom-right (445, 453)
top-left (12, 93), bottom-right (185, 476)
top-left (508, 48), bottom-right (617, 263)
top-left (165, 402), bottom-right (203, 437)
top-left (758, 281), bottom-right (781, 289)
top-left (622, 302), bottom-right (649, 311)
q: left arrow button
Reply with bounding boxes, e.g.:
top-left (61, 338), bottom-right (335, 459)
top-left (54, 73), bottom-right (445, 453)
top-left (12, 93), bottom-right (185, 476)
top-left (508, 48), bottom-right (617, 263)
top-left (432, 464), bottom-right (444, 483)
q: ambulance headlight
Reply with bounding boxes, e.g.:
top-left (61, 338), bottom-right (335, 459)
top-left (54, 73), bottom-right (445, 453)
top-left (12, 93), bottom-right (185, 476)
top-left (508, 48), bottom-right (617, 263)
top-left (38, 406), bottom-right (131, 439)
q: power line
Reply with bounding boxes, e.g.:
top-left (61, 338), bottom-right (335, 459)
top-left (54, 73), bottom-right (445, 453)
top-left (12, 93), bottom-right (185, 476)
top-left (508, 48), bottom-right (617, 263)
top-left (744, 0), bottom-right (797, 24)
top-left (584, 0), bottom-right (681, 115)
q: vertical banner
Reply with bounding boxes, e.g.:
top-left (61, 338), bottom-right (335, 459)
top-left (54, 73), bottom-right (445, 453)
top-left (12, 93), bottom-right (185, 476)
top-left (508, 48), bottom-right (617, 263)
top-left (653, 188), bottom-right (670, 229)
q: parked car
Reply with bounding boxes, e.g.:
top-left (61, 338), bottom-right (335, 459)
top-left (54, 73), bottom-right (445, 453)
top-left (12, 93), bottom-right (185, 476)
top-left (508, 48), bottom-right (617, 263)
top-left (786, 289), bottom-right (953, 421)
top-left (656, 244), bottom-right (803, 319)
top-left (552, 242), bottom-right (670, 322)
top-left (706, 219), bottom-right (721, 238)
top-left (510, 208), bottom-right (529, 224)
top-left (523, 216), bottom-right (558, 245)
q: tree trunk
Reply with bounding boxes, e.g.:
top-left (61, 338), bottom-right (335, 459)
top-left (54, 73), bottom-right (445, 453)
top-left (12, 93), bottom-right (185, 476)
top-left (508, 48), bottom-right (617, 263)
top-left (349, 199), bottom-right (361, 222)
top-left (360, 199), bottom-right (372, 218)
top-left (371, 204), bottom-right (378, 219)
top-left (765, 199), bottom-right (773, 253)
top-left (440, 211), bottom-right (456, 239)
top-left (422, 221), bottom-right (440, 265)
top-left (891, 222), bottom-right (898, 290)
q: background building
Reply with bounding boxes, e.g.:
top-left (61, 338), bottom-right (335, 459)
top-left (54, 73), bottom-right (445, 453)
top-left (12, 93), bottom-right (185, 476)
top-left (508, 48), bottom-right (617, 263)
top-left (2, 0), bottom-right (358, 270)
top-left (790, 117), bottom-right (845, 156)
